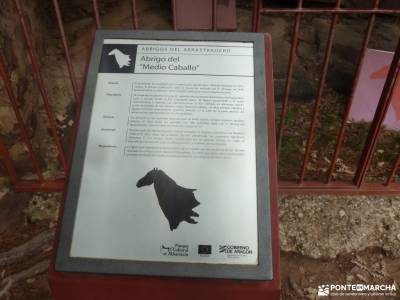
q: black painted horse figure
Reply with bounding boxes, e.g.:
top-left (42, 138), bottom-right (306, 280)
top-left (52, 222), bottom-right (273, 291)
top-left (136, 168), bottom-right (200, 231)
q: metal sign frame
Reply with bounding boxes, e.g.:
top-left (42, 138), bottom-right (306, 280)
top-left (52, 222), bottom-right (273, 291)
top-left (55, 30), bottom-right (273, 281)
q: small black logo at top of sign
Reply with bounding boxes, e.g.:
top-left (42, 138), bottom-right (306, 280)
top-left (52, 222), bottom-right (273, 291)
top-left (99, 44), bottom-right (137, 73)
top-left (198, 245), bottom-right (212, 255)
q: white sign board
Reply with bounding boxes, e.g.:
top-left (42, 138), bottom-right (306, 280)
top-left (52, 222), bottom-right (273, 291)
top-left (56, 31), bottom-right (272, 280)
top-left (71, 39), bottom-right (258, 265)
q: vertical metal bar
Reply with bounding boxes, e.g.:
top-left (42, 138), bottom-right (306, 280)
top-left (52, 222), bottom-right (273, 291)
top-left (92, 0), bottom-right (101, 29)
top-left (386, 152), bottom-right (400, 185)
top-left (0, 55), bottom-right (44, 182)
top-left (277, 0), bottom-right (303, 158)
top-left (354, 38), bottom-right (400, 187)
top-left (264, 33), bottom-right (281, 285)
top-left (0, 136), bottom-right (18, 186)
top-left (252, 0), bottom-right (261, 32)
top-left (131, 0), bottom-right (138, 29)
top-left (298, 0), bottom-right (342, 183)
top-left (14, 0), bottom-right (68, 173)
top-left (251, 0), bottom-right (257, 32)
top-left (212, 0), bottom-right (217, 31)
top-left (52, 0), bottom-right (80, 105)
top-left (172, 0), bottom-right (177, 30)
top-left (326, 0), bottom-right (380, 183)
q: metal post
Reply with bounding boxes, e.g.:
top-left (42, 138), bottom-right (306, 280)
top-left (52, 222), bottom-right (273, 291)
top-left (298, 0), bottom-right (342, 183)
top-left (277, 0), bottom-right (303, 158)
top-left (212, 0), bottom-right (217, 31)
top-left (131, 0), bottom-right (138, 29)
top-left (92, 0), bottom-right (101, 29)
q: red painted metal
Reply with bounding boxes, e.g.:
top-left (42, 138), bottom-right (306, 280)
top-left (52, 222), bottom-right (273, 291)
top-left (172, 0), bottom-right (236, 31)
top-left (172, 0), bottom-right (177, 30)
top-left (1, 0), bottom-right (400, 194)
top-left (259, 8), bottom-right (399, 15)
top-left (326, 0), bottom-right (379, 183)
top-left (0, 55), bottom-right (44, 182)
top-left (254, 0), bottom-right (400, 193)
top-left (386, 153), bottom-right (400, 186)
top-left (92, 0), bottom-right (101, 29)
top-left (299, 0), bottom-right (342, 183)
top-left (52, 0), bottom-right (80, 105)
top-left (14, 0), bottom-right (68, 173)
top-left (252, 0), bottom-right (260, 32)
top-left (276, 0), bottom-right (303, 158)
top-left (49, 271), bottom-right (280, 300)
top-left (385, 153), bottom-right (400, 186)
top-left (354, 38), bottom-right (400, 187)
top-left (131, 0), bottom-right (138, 29)
top-left (264, 34), bottom-right (281, 294)
top-left (212, 0), bottom-right (217, 31)
top-left (10, 21), bottom-right (96, 195)
top-left (48, 34), bottom-right (280, 300)
top-left (14, 180), bottom-right (65, 192)
top-left (1, 0), bottom-right (109, 192)
top-left (279, 181), bottom-right (400, 195)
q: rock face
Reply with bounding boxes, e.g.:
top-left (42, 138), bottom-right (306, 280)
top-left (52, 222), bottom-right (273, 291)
top-left (252, 6), bottom-right (400, 102)
top-left (24, 192), bottom-right (60, 222)
top-left (57, 0), bottom-right (120, 22)
top-left (0, 0), bottom-right (104, 177)
top-left (0, 0), bottom-right (50, 176)
top-left (0, 188), bottom-right (29, 233)
top-left (279, 195), bottom-right (400, 259)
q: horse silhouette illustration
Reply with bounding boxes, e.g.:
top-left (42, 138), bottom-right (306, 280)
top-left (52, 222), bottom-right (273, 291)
top-left (136, 168), bottom-right (200, 231)
top-left (108, 49), bottom-right (131, 68)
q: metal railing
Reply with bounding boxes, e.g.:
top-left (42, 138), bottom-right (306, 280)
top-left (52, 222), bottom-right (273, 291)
top-left (0, 0), bottom-right (399, 194)
top-left (253, 0), bottom-right (400, 194)
top-left (0, 0), bottom-right (140, 192)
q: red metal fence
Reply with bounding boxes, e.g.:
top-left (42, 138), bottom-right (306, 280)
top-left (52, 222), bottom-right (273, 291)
top-left (0, 0), bottom-right (399, 194)
top-left (254, 0), bottom-right (400, 194)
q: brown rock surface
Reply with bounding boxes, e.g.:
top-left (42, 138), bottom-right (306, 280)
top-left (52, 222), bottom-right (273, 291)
top-left (280, 195), bottom-right (400, 259)
top-left (0, 189), bottom-right (29, 233)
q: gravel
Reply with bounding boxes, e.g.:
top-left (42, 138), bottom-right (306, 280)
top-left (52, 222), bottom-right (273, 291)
top-left (279, 194), bottom-right (400, 259)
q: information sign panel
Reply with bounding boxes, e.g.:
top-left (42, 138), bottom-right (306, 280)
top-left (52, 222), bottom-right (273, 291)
top-left (55, 30), bottom-right (272, 281)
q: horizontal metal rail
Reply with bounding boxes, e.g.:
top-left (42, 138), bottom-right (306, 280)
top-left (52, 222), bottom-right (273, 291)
top-left (259, 8), bottom-right (400, 14)
top-left (279, 181), bottom-right (400, 195)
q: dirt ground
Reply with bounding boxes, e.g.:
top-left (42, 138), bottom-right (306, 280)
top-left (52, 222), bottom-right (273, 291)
top-left (1, 190), bottom-right (400, 299)
top-left (0, 0), bottom-right (400, 299)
